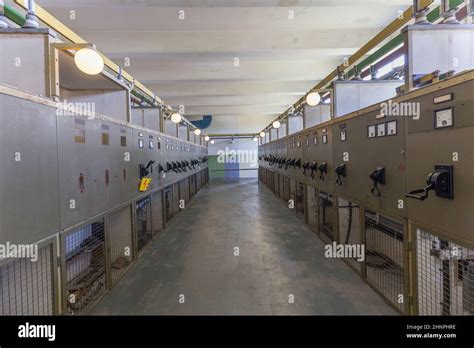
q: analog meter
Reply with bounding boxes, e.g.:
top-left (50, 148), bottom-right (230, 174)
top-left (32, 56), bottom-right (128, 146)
top-left (435, 108), bottom-right (453, 129)
top-left (387, 121), bottom-right (397, 135)
top-left (377, 123), bottom-right (386, 137)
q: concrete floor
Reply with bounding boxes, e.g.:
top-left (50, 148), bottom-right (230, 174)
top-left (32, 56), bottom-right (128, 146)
top-left (94, 179), bottom-right (396, 315)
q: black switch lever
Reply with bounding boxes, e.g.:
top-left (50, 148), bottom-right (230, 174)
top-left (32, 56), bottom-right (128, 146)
top-left (335, 163), bottom-right (346, 186)
top-left (309, 162), bottom-right (318, 180)
top-left (139, 160), bottom-right (155, 179)
top-left (318, 162), bottom-right (328, 180)
top-left (369, 167), bottom-right (385, 197)
top-left (158, 164), bottom-right (165, 174)
top-left (405, 165), bottom-right (454, 201)
top-left (302, 161), bottom-right (310, 175)
top-left (295, 159), bottom-right (301, 168)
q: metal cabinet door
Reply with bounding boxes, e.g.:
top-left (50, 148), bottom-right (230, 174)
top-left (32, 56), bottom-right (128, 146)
top-left (57, 115), bottom-right (109, 229)
top-left (0, 95), bottom-right (60, 244)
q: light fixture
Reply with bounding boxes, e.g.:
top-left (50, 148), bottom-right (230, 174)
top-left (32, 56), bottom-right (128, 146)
top-left (253, 137), bottom-right (258, 141)
top-left (194, 129), bottom-right (201, 136)
top-left (171, 113), bottom-right (182, 123)
top-left (260, 132), bottom-right (265, 138)
top-left (205, 136), bottom-right (210, 141)
top-left (210, 140), bottom-right (215, 144)
top-left (306, 92), bottom-right (321, 106)
top-left (74, 48), bottom-right (104, 75)
top-left (272, 120), bottom-right (281, 129)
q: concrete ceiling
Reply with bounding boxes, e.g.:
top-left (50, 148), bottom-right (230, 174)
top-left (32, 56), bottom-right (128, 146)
top-left (36, 0), bottom-right (413, 134)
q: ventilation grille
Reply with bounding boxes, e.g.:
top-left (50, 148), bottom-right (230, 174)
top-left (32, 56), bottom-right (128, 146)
top-left (416, 229), bottom-right (474, 315)
top-left (0, 244), bottom-right (54, 315)
top-left (165, 186), bottom-right (174, 222)
top-left (151, 191), bottom-right (164, 236)
top-left (136, 196), bottom-right (153, 253)
top-left (318, 192), bottom-right (334, 241)
top-left (64, 221), bottom-right (106, 315)
top-left (365, 210), bottom-right (404, 312)
top-left (295, 181), bottom-right (305, 218)
top-left (282, 177), bottom-right (290, 201)
top-left (108, 206), bottom-right (134, 286)
top-left (338, 198), bottom-right (361, 272)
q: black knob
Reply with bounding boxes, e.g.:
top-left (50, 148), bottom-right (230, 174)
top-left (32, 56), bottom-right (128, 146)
top-left (302, 161), bottom-right (310, 175)
top-left (369, 167), bottom-right (385, 197)
top-left (335, 163), bottom-right (346, 186)
top-left (318, 162), bottom-right (328, 180)
top-left (405, 165), bottom-right (454, 201)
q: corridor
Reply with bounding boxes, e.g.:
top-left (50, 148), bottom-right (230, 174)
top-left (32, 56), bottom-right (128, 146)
top-left (94, 179), bottom-right (395, 315)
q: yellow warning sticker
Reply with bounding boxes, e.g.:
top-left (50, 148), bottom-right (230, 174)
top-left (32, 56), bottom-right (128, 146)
top-left (139, 178), bottom-right (152, 192)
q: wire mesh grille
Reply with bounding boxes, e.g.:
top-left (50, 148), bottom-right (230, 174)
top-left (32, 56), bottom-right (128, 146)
top-left (173, 183), bottom-right (180, 214)
top-left (275, 174), bottom-right (281, 196)
top-left (136, 196), bottom-right (153, 253)
top-left (295, 181), bottom-right (305, 218)
top-left (107, 206), bottom-right (134, 286)
top-left (338, 198), bottom-right (361, 272)
top-left (64, 221), bottom-right (106, 315)
top-left (190, 175), bottom-right (196, 198)
top-left (283, 177), bottom-right (290, 201)
top-left (0, 244), bottom-right (54, 315)
top-left (165, 186), bottom-right (174, 222)
top-left (318, 192), bottom-right (334, 241)
top-left (364, 209), bottom-right (404, 312)
top-left (306, 187), bottom-right (318, 230)
top-left (416, 229), bottom-right (474, 315)
top-left (151, 190), bottom-right (164, 236)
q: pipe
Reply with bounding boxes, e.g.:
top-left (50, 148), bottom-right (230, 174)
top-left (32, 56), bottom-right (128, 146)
top-left (0, 0), bottom-right (8, 28)
top-left (441, 0), bottom-right (460, 23)
top-left (4, 3), bottom-right (25, 26)
top-left (23, 0), bottom-right (39, 28)
top-left (469, 0), bottom-right (474, 23)
top-left (413, 0), bottom-right (431, 24)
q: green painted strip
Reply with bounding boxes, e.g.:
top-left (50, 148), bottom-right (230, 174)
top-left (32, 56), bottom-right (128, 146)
top-left (4, 4), bottom-right (25, 26)
top-left (345, 0), bottom-right (465, 80)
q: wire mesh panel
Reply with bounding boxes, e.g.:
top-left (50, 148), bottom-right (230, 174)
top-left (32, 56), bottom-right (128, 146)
top-left (279, 174), bottom-right (284, 199)
top-left (338, 198), bottom-right (362, 272)
top-left (64, 221), bottom-right (107, 315)
top-left (318, 192), bottom-right (334, 241)
top-left (282, 177), bottom-right (290, 202)
top-left (416, 229), bottom-right (474, 315)
top-left (295, 181), bottom-right (305, 219)
top-left (136, 196), bottom-right (153, 253)
top-left (183, 178), bottom-right (190, 202)
top-left (274, 173), bottom-right (280, 197)
top-left (173, 183), bottom-right (180, 215)
top-left (306, 186), bottom-right (317, 232)
top-left (151, 190), bottom-right (164, 237)
top-left (107, 206), bottom-right (134, 287)
top-left (0, 243), bottom-right (55, 315)
top-left (179, 180), bottom-right (187, 204)
top-left (364, 210), bottom-right (404, 312)
top-left (190, 174), bottom-right (196, 199)
top-left (165, 186), bottom-right (174, 223)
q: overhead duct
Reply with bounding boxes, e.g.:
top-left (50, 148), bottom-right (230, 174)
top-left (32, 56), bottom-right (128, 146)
top-left (190, 115), bottom-right (212, 130)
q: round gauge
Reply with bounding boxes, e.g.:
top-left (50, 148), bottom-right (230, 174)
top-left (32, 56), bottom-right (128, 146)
top-left (377, 123), bottom-right (386, 137)
top-left (387, 121), bottom-right (397, 135)
top-left (435, 108), bottom-right (453, 129)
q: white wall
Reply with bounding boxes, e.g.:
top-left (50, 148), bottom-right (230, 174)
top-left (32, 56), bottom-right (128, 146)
top-left (209, 138), bottom-right (258, 178)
